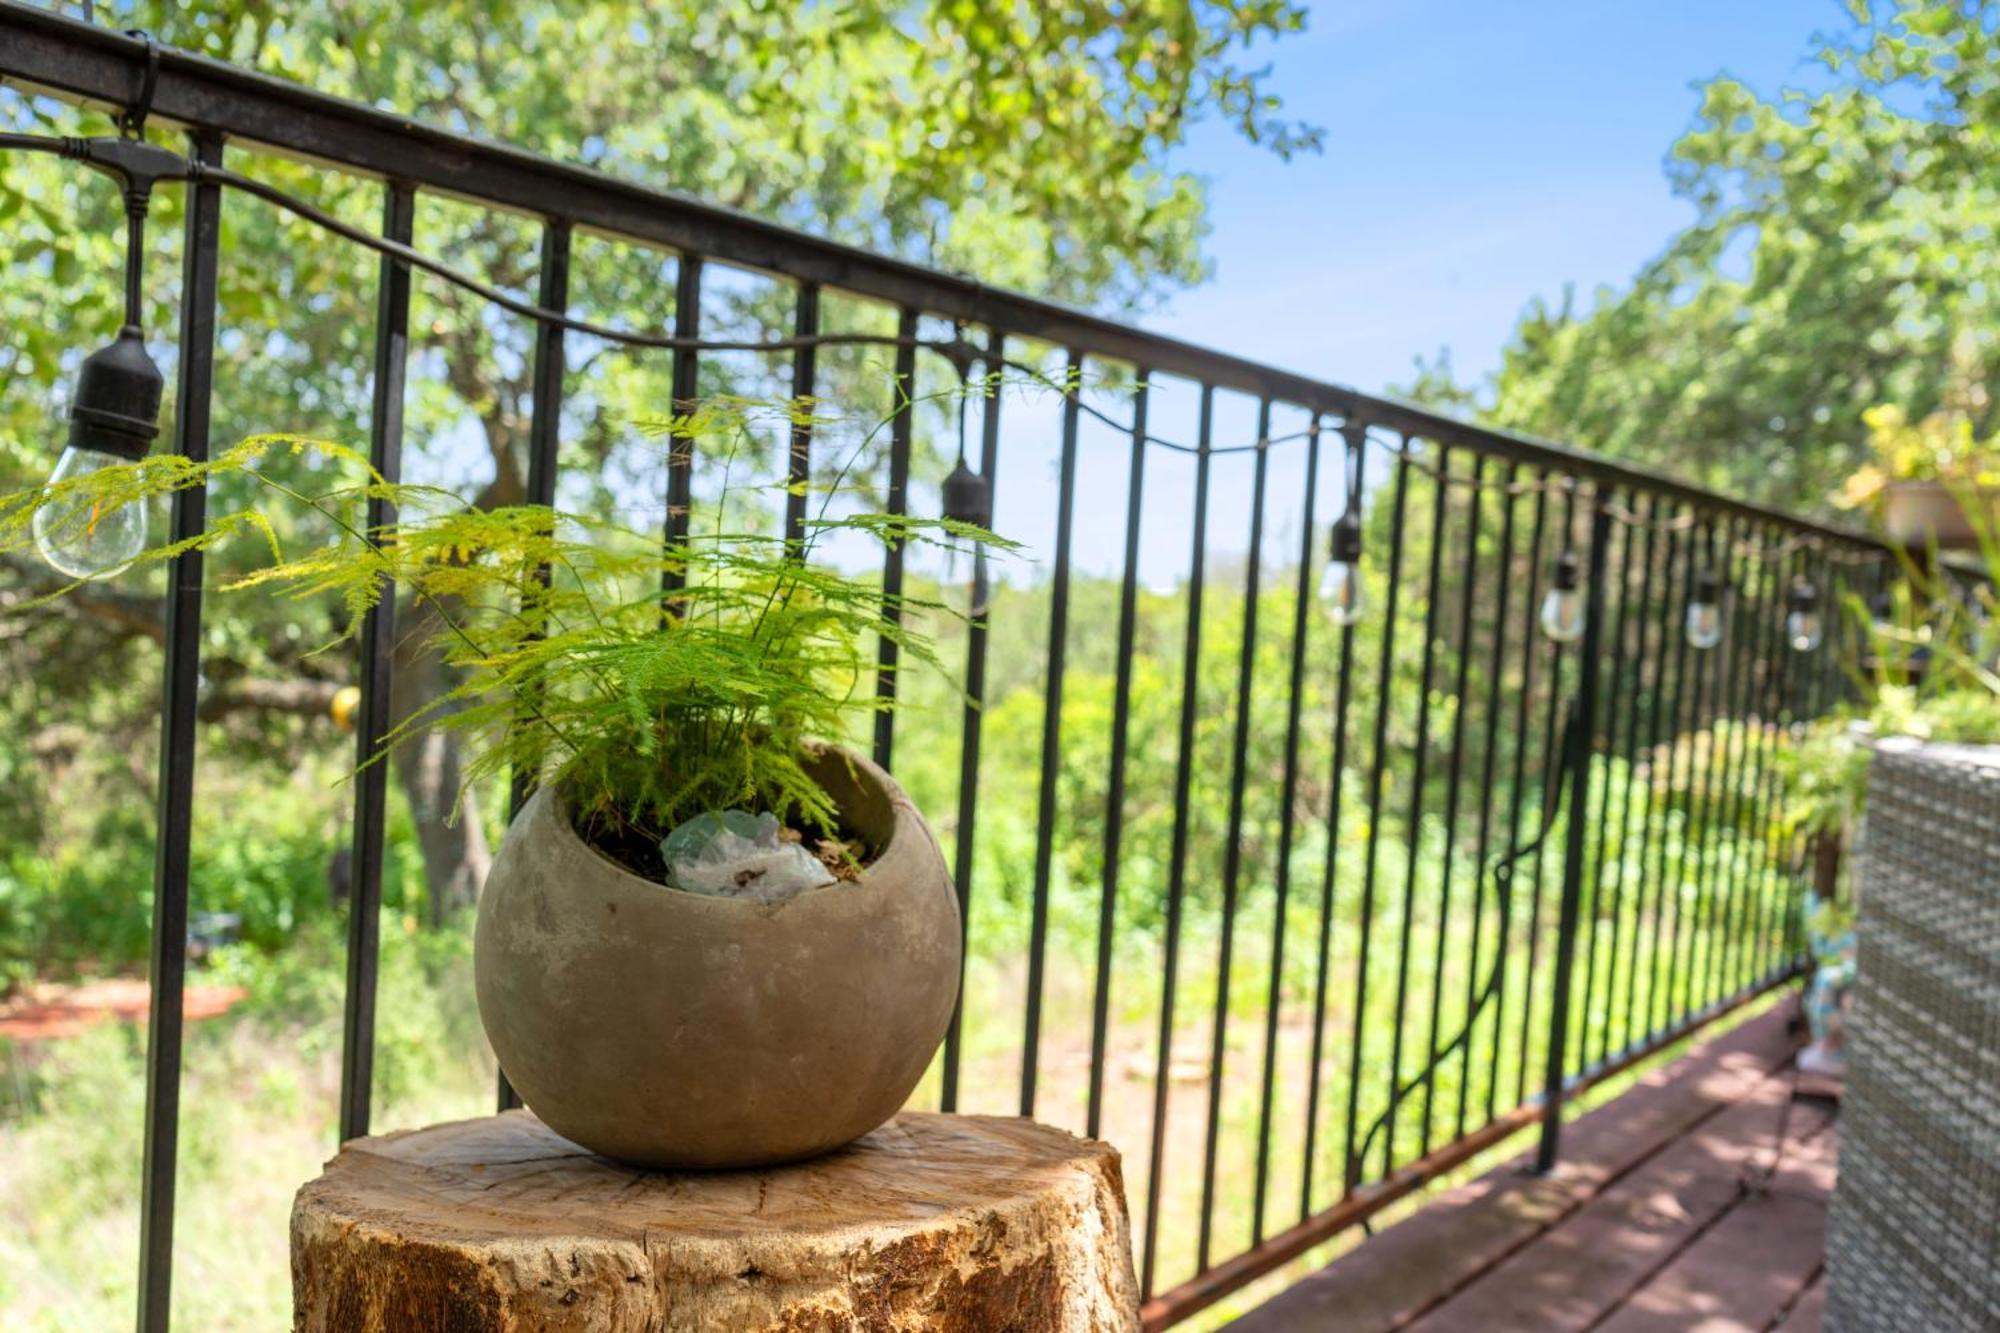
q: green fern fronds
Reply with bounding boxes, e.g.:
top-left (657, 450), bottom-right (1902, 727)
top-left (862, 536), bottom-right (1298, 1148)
top-left (1, 396), bottom-right (1019, 857)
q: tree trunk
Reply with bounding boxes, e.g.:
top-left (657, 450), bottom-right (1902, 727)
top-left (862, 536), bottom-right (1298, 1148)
top-left (292, 1109), bottom-right (1140, 1332)
top-left (390, 590), bottom-right (491, 926)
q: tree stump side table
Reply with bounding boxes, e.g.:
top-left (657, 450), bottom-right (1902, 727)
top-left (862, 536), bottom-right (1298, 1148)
top-left (292, 1109), bottom-right (1140, 1331)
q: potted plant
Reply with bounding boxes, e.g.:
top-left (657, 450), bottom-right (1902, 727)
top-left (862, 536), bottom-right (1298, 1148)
top-left (1836, 404), bottom-right (2000, 551)
top-left (4, 404), bottom-right (1010, 1169)
top-left (1784, 523), bottom-right (1999, 1080)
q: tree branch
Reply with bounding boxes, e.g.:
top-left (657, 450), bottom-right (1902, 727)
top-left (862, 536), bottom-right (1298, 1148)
top-left (196, 676), bottom-right (344, 723)
top-left (1, 553), bottom-right (166, 643)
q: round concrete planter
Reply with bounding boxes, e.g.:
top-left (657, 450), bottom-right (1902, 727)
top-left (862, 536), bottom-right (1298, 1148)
top-left (474, 746), bottom-right (960, 1169)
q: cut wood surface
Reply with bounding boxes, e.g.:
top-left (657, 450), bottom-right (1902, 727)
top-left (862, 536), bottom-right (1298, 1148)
top-left (292, 1108), bottom-right (1140, 1332)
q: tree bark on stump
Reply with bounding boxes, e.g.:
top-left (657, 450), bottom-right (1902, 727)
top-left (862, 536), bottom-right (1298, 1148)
top-left (292, 1109), bottom-right (1139, 1332)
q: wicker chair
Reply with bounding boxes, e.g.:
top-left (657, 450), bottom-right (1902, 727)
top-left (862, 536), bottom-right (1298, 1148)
top-left (1825, 740), bottom-right (2000, 1333)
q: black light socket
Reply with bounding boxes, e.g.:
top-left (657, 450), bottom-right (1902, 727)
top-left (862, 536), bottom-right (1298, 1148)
top-left (1552, 548), bottom-right (1580, 592)
top-left (1788, 578), bottom-right (1819, 613)
top-left (941, 458), bottom-right (991, 529)
top-left (1692, 567), bottom-right (1722, 604)
top-left (68, 325), bottom-right (163, 461)
top-left (1329, 510), bottom-right (1363, 563)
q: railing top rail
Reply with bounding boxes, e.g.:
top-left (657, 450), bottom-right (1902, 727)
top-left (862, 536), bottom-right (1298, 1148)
top-left (0, 2), bottom-right (1882, 550)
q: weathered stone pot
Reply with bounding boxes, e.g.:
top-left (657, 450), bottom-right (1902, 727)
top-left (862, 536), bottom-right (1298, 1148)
top-left (474, 746), bottom-right (960, 1169)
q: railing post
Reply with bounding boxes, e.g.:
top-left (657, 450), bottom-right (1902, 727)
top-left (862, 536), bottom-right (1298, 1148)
top-left (136, 127), bottom-right (224, 1333)
top-left (1534, 491), bottom-right (1614, 1175)
top-left (338, 180), bottom-right (415, 1146)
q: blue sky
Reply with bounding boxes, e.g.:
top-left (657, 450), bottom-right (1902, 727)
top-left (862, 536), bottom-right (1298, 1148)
top-left (1149, 0), bottom-right (1844, 398)
top-left (975, 1), bottom-right (1853, 587)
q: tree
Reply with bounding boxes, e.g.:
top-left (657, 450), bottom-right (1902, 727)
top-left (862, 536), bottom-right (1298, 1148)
top-left (1414, 0), bottom-right (1999, 513)
top-left (0, 0), bottom-right (1317, 927)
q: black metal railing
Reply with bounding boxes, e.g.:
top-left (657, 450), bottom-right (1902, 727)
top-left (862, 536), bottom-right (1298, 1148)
top-left (0, 9), bottom-right (1892, 1331)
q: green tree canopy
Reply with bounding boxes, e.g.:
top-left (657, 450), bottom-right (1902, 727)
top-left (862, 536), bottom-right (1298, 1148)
top-left (0, 0), bottom-right (1318, 915)
top-left (1415, 0), bottom-right (1999, 513)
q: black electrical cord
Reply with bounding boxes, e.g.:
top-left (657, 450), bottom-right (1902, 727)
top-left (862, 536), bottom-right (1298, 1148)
top-left (1346, 695), bottom-right (1584, 1198)
top-left (0, 118), bottom-right (1898, 556)
top-left (0, 127), bottom-right (1351, 461)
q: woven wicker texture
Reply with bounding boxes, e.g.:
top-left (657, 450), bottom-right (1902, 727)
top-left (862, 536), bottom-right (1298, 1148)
top-left (1825, 742), bottom-right (2000, 1333)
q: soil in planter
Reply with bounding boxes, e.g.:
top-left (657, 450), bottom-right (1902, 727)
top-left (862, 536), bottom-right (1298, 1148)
top-left (578, 810), bottom-right (870, 890)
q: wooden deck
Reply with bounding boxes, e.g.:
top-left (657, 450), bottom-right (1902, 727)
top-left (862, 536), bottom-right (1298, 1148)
top-left (1229, 1003), bottom-right (1835, 1333)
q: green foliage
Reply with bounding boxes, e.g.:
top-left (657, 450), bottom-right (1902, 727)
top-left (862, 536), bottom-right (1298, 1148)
top-left (0, 0), bottom-right (1318, 921)
top-left (1787, 534), bottom-right (2000, 838)
top-left (1836, 401), bottom-right (2000, 509)
top-left (1408, 0), bottom-right (2000, 512)
top-left (0, 752), bottom-right (437, 988)
top-left (0, 922), bottom-right (493, 1329)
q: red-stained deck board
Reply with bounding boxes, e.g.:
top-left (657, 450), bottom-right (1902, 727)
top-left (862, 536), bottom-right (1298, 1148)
top-left (1408, 1067), bottom-right (1835, 1332)
top-left (1770, 1274), bottom-right (1826, 1333)
top-left (1593, 1113), bottom-right (1835, 1333)
top-left (1228, 1003), bottom-right (1823, 1333)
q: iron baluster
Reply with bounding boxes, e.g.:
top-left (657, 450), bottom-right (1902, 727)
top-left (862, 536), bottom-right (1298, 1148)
top-left (1197, 397), bottom-right (1272, 1270)
top-left (1087, 373), bottom-right (1150, 1140)
top-left (1253, 415), bottom-right (1319, 1241)
top-left (1300, 421), bottom-right (1366, 1218)
top-left (1424, 452), bottom-right (1482, 1151)
top-left (136, 126), bottom-right (223, 1333)
top-left (1140, 384), bottom-right (1215, 1299)
top-left (1342, 439), bottom-right (1413, 1192)
top-left (939, 328), bottom-right (1004, 1113)
top-left (1019, 347), bottom-right (1082, 1118)
top-left (338, 180), bottom-right (415, 1144)
top-left (1533, 494), bottom-right (1614, 1174)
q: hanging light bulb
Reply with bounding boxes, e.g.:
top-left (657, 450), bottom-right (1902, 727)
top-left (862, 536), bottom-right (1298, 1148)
top-left (1540, 548), bottom-right (1585, 643)
top-left (30, 131), bottom-right (181, 579)
top-left (1685, 567), bottom-right (1724, 650)
top-left (33, 325), bottom-right (162, 577)
top-left (1319, 510), bottom-right (1364, 627)
top-left (1786, 578), bottom-right (1824, 653)
top-left (939, 359), bottom-right (994, 620)
top-left (939, 344), bottom-right (992, 530)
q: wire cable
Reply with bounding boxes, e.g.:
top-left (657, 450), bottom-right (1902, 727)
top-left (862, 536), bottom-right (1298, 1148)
top-left (0, 128), bottom-right (1895, 562)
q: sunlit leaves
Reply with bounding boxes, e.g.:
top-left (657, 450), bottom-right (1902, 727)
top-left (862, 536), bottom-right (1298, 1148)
top-left (1419, 0), bottom-right (2000, 514)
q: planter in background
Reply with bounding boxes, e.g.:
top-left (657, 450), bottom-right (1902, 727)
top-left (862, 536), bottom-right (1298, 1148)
top-left (1880, 480), bottom-right (1999, 551)
top-left (474, 745), bottom-right (960, 1169)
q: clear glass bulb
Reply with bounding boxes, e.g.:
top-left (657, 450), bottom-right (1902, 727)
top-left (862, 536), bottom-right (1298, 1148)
top-left (1685, 601), bottom-right (1724, 650)
top-left (1540, 587), bottom-right (1584, 643)
top-left (1318, 558), bottom-right (1364, 627)
top-left (1787, 609), bottom-right (1824, 653)
top-left (32, 446), bottom-right (147, 578)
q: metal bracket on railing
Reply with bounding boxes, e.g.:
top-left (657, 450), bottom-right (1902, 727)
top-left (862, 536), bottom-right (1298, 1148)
top-left (119, 29), bottom-right (159, 139)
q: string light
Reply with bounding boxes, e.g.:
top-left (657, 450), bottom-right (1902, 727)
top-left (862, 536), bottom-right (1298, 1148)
top-left (1318, 420), bottom-right (1365, 627)
top-left (1540, 548), bottom-right (1584, 643)
top-left (1686, 566), bottom-right (1724, 650)
top-left (1786, 578), bottom-right (1824, 653)
top-left (939, 332), bottom-right (992, 529)
top-left (25, 127), bottom-right (185, 577)
top-left (0, 122), bottom-right (1887, 586)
